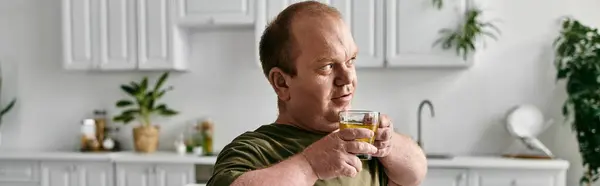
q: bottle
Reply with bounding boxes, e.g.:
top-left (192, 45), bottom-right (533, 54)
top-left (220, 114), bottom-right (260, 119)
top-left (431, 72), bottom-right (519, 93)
top-left (80, 119), bottom-right (97, 152)
top-left (191, 122), bottom-right (203, 153)
top-left (175, 133), bottom-right (187, 155)
top-left (93, 110), bottom-right (107, 150)
top-left (200, 119), bottom-right (214, 156)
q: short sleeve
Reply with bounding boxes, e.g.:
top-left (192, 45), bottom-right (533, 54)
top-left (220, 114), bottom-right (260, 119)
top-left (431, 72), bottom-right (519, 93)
top-left (206, 140), bottom-right (265, 186)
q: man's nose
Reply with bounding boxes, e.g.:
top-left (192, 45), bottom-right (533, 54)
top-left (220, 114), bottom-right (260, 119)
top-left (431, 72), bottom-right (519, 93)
top-left (334, 66), bottom-right (353, 87)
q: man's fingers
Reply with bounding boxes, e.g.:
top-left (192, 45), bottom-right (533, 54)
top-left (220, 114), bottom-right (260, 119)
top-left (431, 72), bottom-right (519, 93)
top-left (345, 155), bottom-right (363, 174)
top-left (371, 148), bottom-right (389, 157)
top-left (338, 128), bottom-right (374, 141)
top-left (379, 114), bottom-right (391, 128)
top-left (375, 128), bottom-right (392, 141)
top-left (345, 141), bottom-right (378, 154)
top-left (374, 140), bottom-right (391, 149)
top-left (341, 161), bottom-right (359, 177)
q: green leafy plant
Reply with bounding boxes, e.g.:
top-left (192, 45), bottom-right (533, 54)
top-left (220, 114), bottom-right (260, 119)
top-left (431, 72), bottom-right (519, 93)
top-left (433, 7), bottom-right (501, 60)
top-left (0, 65), bottom-right (16, 127)
top-left (554, 17), bottom-right (600, 186)
top-left (113, 72), bottom-right (178, 126)
top-left (432, 0), bottom-right (443, 9)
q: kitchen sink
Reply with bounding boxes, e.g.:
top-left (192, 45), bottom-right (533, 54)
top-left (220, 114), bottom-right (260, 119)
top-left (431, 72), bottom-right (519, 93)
top-left (426, 154), bottom-right (454, 159)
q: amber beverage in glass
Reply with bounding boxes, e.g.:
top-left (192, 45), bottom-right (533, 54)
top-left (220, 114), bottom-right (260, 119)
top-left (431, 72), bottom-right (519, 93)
top-left (339, 110), bottom-right (379, 160)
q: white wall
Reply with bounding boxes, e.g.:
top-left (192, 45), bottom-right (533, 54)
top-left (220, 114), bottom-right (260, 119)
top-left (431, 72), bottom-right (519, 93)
top-left (0, 0), bottom-right (596, 185)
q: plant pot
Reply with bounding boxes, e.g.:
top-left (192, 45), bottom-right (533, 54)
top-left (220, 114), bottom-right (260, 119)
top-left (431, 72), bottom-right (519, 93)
top-left (133, 125), bottom-right (159, 153)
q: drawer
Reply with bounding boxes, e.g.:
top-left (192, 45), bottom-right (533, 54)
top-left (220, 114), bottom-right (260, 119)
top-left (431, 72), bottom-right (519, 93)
top-left (0, 161), bottom-right (39, 182)
top-left (472, 169), bottom-right (560, 186)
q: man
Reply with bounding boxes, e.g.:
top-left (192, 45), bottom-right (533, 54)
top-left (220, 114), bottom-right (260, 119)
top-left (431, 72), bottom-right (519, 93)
top-left (207, 1), bottom-right (427, 186)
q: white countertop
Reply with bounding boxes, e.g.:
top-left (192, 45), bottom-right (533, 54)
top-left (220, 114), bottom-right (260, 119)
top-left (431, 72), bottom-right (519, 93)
top-left (427, 156), bottom-right (569, 170)
top-left (0, 151), bottom-right (218, 164)
top-left (0, 151), bottom-right (570, 170)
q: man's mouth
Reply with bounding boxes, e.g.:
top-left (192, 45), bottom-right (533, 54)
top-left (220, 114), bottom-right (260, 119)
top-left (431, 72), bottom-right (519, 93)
top-left (333, 93), bottom-right (353, 101)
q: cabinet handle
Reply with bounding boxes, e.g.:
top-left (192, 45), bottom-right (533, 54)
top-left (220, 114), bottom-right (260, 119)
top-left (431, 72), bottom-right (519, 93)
top-left (67, 165), bottom-right (76, 172)
top-left (456, 173), bottom-right (466, 183)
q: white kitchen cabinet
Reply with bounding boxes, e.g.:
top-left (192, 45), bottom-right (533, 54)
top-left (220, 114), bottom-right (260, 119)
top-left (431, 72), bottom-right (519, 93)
top-left (385, 0), bottom-right (474, 68)
top-left (62, 0), bottom-right (187, 71)
top-left (469, 169), bottom-right (563, 186)
top-left (175, 0), bottom-right (255, 26)
top-left (136, 0), bottom-right (187, 70)
top-left (154, 164), bottom-right (195, 186)
top-left (62, 0), bottom-right (99, 70)
top-left (0, 161), bottom-right (40, 186)
top-left (115, 163), bottom-right (151, 186)
top-left (40, 162), bottom-right (72, 186)
top-left (40, 161), bottom-right (113, 186)
top-left (62, 0), bottom-right (137, 70)
top-left (254, 0), bottom-right (384, 67)
top-left (332, 0), bottom-right (384, 67)
top-left (420, 168), bottom-right (469, 186)
top-left (99, 0), bottom-right (138, 70)
top-left (116, 163), bottom-right (194, 186)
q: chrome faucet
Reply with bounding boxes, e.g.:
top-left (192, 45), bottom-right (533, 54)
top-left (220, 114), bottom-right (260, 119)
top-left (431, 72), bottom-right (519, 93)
top-left (417, 99), bottom-right (435, 148)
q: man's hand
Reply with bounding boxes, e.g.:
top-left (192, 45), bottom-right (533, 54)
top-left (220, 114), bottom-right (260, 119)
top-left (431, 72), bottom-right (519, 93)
top-left (301, 128), bottom-right (378, 180)
top-left (373, 114), bottom-right (427, 186)
top-left (373, 114), bottom-right (393, 157)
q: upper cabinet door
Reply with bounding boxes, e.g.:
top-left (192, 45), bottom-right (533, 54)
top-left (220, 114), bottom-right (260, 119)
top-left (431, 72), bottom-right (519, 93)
top-left (175, 0), bottom-right (255, 26)
top-left (62, 0), bottom-right (100, 70)
top-left (330, 0), bottom-right (384, 67)
top-left (386, 0), bottom-right (473, 68)
top-left (137, 0), bottom-right (186, 71)
top-left (254, 0), bottom-right (384, 68)
top-left (98, 0), bottom-right (138, 70)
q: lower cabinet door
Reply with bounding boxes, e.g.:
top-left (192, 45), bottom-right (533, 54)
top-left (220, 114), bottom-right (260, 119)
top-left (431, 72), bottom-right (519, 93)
top-left (41, 161), bottom-right (113, 186)
top-left (115, 163), bottom-right (154, 186)
top-left (73, 162), bottom-right (113, 186)
top-left (154, 164), bottom-right (195, 186)
top-left (421, 168), bottom-right (469, 186)
top-left (41, 162), bottom-right (74, 186)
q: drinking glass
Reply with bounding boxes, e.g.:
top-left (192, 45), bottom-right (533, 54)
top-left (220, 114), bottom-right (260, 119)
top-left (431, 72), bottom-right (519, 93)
top-left (339, 110), bottom-right (380, 160)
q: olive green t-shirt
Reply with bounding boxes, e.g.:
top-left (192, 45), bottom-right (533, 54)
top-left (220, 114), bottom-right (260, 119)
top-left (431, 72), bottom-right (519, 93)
top-left (206, 123), bottom-right (388, 186)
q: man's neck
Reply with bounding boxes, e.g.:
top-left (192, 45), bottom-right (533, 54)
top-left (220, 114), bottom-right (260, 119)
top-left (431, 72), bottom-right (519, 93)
top-left (274, 112), bottom-right (333, 135)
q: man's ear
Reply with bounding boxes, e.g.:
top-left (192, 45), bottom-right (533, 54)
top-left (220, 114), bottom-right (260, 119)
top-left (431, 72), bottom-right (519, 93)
top-left (268, 67), bottom-right (292, 101)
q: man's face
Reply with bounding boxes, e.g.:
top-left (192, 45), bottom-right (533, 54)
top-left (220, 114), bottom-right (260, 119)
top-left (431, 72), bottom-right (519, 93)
top-left (286, 15), bottom-right (358, 132)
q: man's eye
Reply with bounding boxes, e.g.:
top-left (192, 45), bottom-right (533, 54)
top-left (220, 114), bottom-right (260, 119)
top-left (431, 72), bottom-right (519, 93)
top-left (347, 57), bottom-right (356, 66)
top-left (320, 64), bottom-right (333, 70)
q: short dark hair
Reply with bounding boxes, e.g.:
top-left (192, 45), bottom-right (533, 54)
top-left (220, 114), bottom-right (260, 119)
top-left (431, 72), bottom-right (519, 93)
top-left (258, 1), bottom-right (342, 78)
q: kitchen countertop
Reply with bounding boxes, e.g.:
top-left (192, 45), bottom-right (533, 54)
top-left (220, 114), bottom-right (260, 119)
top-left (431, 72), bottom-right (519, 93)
top-left (0, 151), bottom-right (569, 169)
top-left (0, 150), bottom-right (218, 164)
top-left (427, 156), bottom-right (569, 170)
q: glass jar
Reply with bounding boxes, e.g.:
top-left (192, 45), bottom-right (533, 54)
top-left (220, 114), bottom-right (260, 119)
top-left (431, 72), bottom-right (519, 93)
top-left (200, 119), bottom-right (214, 156)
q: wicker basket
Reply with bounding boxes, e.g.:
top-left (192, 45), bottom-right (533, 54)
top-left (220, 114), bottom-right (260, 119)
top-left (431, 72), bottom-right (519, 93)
top-left (133, 125), bottom-right (159, 153)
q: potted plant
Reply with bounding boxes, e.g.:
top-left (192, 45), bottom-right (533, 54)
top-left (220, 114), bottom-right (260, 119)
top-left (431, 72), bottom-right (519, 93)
top-left (113, 72), bottom-right (178, 153)
top-left (554, 17), bottom-right (600, 186)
